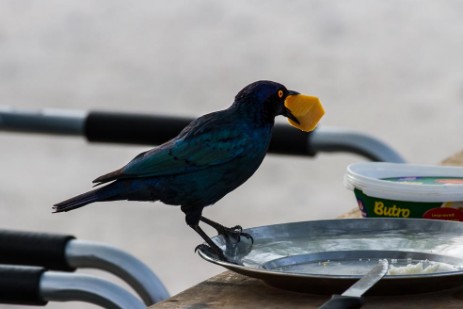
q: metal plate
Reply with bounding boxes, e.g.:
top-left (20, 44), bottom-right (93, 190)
top-left (197, 218), bottom-right (463, 295)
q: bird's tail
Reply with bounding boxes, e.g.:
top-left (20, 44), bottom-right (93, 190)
top-left (53, 183), bottom-right (119, 213)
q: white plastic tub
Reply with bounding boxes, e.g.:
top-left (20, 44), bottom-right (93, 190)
top-left (345, 162), bottom-right (463, 221)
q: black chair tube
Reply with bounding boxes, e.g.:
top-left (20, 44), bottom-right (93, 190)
top-left (0, 230), bottom-right (75, 271)
top-left (0, 265), bottom-right (47, 305)
top-left (84, 111), bottom-right (316, 156)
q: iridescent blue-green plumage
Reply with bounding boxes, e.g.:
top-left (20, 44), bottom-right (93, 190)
top-left (54, 81), bottom-right (296, 228)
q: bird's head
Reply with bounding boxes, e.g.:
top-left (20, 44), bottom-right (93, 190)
top-left (233, 80), bottom-right (325, 132)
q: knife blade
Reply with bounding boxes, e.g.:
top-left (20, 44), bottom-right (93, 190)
top-left (318, 259), bottom-right (389, 309)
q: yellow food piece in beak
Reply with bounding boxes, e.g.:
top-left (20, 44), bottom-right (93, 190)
top-left (284, 94), bottom-right (325, 132)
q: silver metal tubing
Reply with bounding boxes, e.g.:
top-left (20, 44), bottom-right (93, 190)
top-left (40, 271), bottom-right (145, 309)
top-left (65, 239), bottom-right (169, 305)
top-left (0, 106), bottom-right (86, 135)
top-left (311, 126), bottom-right (406, 163)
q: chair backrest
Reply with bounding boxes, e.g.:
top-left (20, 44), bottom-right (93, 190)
top-left (0, 229), bottom-right (169, 307)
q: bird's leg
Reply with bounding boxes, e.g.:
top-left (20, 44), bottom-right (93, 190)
top-left (191, 224), bottom-right (227, 261)
top-left (200, 216), bottom-right (254, 245)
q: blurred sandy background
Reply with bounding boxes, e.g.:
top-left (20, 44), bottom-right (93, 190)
top-left (1, 1), bottom-right (463, 308)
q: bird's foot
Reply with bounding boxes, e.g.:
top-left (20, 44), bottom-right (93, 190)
top-left (195, 244), bottom-right (246, 265)
top-left (200, 217), bottom-right (254, 245)
top-left (209, 224), bottom-right (254, 261)
top-left (195, 244), bottom-right (228, 262)
top-left (195, 218), bottom-right (254, 263)
top-left (210, 225), bottom-right (254, 257)
top-left (191, 224), bottom-right (234, 263)
top-left (219, 224), bottom-right (242, 241)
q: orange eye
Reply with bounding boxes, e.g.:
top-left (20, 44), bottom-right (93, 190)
top-left (277, 90), bottom-right (284, 98)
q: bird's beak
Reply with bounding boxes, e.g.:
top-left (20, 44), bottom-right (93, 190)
top-left (283, 91), bottom-right (325, 132)
top-left (281, 105), bottom-right (300, 124)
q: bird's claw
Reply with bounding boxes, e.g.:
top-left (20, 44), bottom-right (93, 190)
top-left (217, 225), bottom-right (254, 245)
top-left (195, 218), bottom-right (253, 262)
top-left (196, 243), bottom-right (247, 265)
top-left (242, 232), bottom-right (254, 244)
top-left (229, 225), bottom-right (243, 233)
top-left (195, 244), bottom-right (230, 263)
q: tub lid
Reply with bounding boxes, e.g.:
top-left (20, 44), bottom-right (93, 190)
top-left (345, 162), bottom-right (463, 202)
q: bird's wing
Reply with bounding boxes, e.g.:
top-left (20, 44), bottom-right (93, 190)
top-left (130, 130), bottom-right (246, 174)
top-left (93, 112), bottom-right (249, 184)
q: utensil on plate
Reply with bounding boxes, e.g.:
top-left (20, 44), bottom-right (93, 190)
top-left (318, 259), bottom-right (389, 308)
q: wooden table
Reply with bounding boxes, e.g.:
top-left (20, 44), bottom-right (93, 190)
top-left (152, 271), bottom-right (463, 308)
top-left (151, 152), bottom-right (463, 308)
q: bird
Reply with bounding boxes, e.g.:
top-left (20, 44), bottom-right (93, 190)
top-left (53, 80), bottom-right (324, 260)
